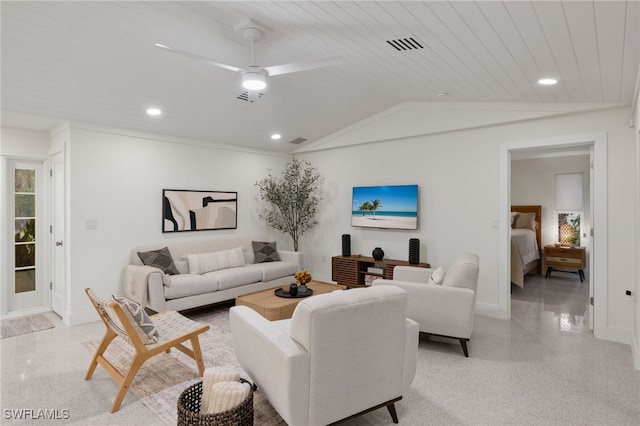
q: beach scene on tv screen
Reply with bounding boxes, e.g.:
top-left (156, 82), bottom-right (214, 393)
top-left (351, 185), bottom-right (418, 230)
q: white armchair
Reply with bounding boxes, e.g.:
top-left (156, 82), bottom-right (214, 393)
top-left (230, 285), bottom-right (419, 425)
top-left (373, 253), bottom-right (479, 357)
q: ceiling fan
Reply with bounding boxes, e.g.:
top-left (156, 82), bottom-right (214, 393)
top-left (156, 23), bottom-right (342, 91)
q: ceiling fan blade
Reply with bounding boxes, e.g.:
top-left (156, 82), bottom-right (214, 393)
top-left (264, 55), bottom-right (342, 77)
top-left (155, 43), bottom-right (243, 73)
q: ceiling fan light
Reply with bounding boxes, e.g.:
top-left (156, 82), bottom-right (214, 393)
top-left (242, 71), bottom-right (267, 90)
top-left (538, 78), bottom-right (558, 85)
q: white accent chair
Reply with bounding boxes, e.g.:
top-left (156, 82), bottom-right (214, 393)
top-left (373, 253), bottom-right (479, 357)
top-left (230, 285), bottom-right (419, 425)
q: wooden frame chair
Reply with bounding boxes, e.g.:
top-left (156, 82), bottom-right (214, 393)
top-left (85, 288), bottom-right (210, 412)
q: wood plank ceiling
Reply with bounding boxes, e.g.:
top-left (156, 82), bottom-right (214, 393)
top-left (2, 1), bottom-right (638, 152)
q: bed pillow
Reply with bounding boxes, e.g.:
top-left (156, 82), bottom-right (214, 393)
top-left (112, 295), bottom-right (159, 344)
top-left (429, 267), bottom-right (445, 285)
top-left (184, 246), bottom-right (246, 274)
top-left (510, 212), bottom-right (518, 228)
top-left (512, 212), bottom-right (536, 231)
top-left (252, 241), bottom-right (281, 263)
top-left (137, 247), bottom-right (180, 275)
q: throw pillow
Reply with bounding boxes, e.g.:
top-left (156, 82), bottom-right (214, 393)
top-left (112, 295), bottom-right (159, 344)
top-left (137, 247), bottom-right (180, 275)
top-left (429, 267), bottom-right (445, 285)
top-left (512, 212), bottom-right (536, 232)
top-left (184, 246), bottom-right (246, 274)
top-left (510, 212), bottom-right (518, 228)
top-left (252, 241), bottom-right (280, 263)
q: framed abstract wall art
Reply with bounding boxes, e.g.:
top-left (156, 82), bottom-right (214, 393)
top-left (162, 189), bottom-right (237, 233)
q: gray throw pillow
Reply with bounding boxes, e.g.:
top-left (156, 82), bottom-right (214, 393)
top-left (252, 241), bottom-right (281, 263)
top-left (137, 247), bottom-right (180, 275)
top-left (112, 295), bottom-right (159, 344)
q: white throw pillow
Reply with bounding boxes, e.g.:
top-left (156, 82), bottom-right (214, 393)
top-left (184, 246), bottom-right (246, 274)
top-left (429, 267), bottom-right (445, 285)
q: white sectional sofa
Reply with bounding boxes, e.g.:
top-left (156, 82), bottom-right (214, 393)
top-left (124, 237), bottom-right (303, 312)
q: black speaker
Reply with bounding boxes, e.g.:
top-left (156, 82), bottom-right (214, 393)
top-left (409, 238), bottom-right (420, 264)
top-left (342, 234), bottom-right (351, 256)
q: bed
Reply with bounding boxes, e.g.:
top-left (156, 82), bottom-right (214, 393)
top-left (510, 205), bottom-right (542, 288)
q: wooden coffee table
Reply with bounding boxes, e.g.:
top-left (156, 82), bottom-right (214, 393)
top-left (236, 280), bottom-right (346, 320)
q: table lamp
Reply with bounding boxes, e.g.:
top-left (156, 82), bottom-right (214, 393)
top-left (560, 223), bottom-right (573, 246)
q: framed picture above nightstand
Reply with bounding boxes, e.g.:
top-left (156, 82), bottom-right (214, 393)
top-left (543, 245), bottom-right (586, 282)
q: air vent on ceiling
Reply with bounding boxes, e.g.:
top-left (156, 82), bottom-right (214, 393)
top-left (237, 91), bottom-right (264, 102)
top-left (289, 137), bottom-right (308, 145)
top-left (386, 37), bottom-right (424, 51)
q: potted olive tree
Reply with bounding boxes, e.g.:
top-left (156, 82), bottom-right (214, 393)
top-left (256, 158), bottom-right (321, 251)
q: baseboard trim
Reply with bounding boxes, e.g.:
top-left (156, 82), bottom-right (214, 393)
top-left (67, 308), bottom-right (98, 326)
top-left (594, 325), bottom-right (633, 345)
top-left (474, 302), bottom-right (509, 319)
top-left (314, 274), bottom-right (333, 285)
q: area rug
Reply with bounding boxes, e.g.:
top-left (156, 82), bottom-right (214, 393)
top-left (1, 313), bottom-right (55, 339)
top-left (83, 308), bottom-right (286, 425)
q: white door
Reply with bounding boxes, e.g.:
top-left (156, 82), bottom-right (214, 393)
top-left (8, 160), bottom-right (46, 313)
top-left (51, 152), bottom-right (66, 317)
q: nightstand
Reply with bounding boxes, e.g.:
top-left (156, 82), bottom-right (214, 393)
top-left (543, 245), bottom-right (586, 282)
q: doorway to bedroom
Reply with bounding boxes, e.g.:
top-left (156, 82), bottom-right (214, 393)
top-left (510, 149), bottom-right (592, 335)
top-left (499, 132), bottom-right (607, 340)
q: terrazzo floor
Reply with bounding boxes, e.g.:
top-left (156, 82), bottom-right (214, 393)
top-left (1, 271), bottom-right (638, 425)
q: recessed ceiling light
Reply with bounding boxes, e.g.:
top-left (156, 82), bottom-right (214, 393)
top-left (538, 78), bottom-right (558, 86)
top-left (271, 133), bottom-right (282, 140)
top-left (146, 108), bottom-right (162, 116)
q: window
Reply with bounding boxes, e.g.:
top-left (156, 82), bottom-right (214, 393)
top-left (555, 173), bottom-right (583, 246)
top-left (14, 168), bottom-right (36, 293)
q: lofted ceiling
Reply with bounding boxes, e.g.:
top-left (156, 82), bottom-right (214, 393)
top-left (2, 1), bottom-right (639, 153)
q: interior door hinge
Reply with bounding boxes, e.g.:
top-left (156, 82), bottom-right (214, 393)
top-left (50, 282), bottom-right (53, 290)
top-left (50, 225), bottom-right (53, 234)
top-left (590, 297), bottom-right (594, 306)
top-left (50, 169), bottom-right (53, 177)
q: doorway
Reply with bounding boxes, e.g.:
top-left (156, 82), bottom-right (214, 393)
top-left (4, 159), bottom-right (48, 316)
top-left (510, 150), bottom-right (593, 331)
top-left (499, 132), bottom-right (608, 339)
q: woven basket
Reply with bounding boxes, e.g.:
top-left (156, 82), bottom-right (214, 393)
top-left (177, 379), bottom-right (254, 426)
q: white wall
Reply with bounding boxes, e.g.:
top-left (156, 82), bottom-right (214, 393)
top-left (1, 127), bottom-right (49, 158)
top-left (511, 155), bottom-right (591, 248)
top-left (296, 106), bottom-right (635, 338)
top-left (62, 124), bottom-right (290, 324)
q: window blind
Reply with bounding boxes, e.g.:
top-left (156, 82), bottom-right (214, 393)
top-left (555, 172), bottom-right (583, 211)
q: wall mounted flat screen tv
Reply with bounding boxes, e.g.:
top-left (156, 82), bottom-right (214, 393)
top-left (351, 184), bottom-right (418, 230)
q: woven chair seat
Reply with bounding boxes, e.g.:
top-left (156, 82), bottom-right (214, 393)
top-left (153, 310), bottom-right (208, 343)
